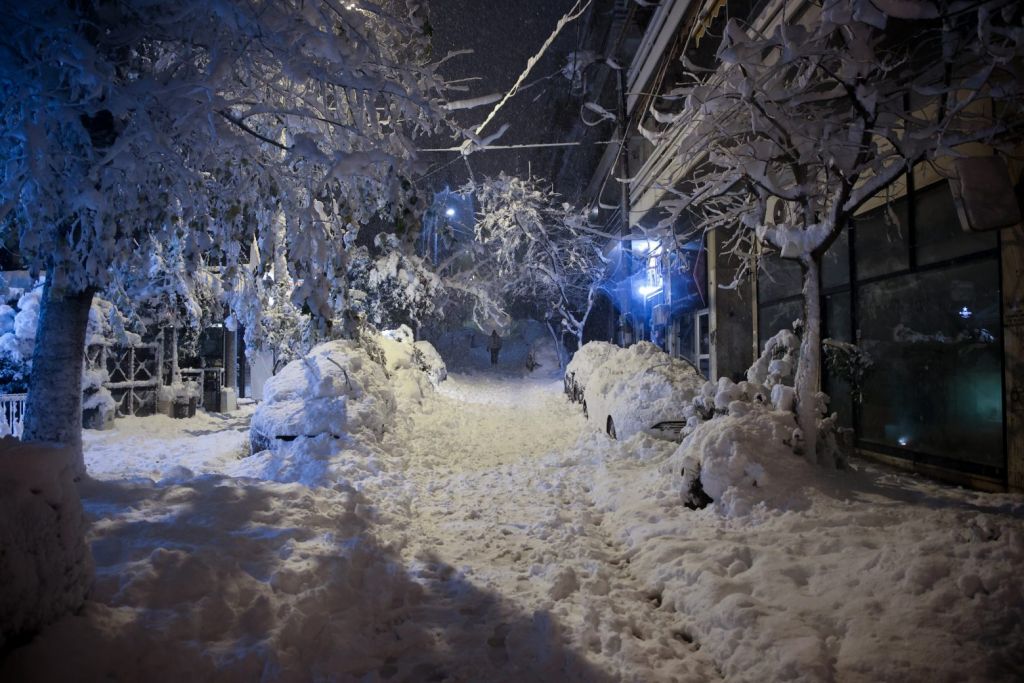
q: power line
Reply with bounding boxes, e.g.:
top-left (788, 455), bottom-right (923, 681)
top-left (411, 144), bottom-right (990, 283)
top-left (418, 139), bottom-right (616, 153)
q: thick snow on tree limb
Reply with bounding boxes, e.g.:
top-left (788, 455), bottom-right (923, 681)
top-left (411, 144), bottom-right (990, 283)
top-left (646, 0), bottom-right (1023, 461)
top-left (0, 0), bottom-right (447, 314)
top-left (460, 174), bottom-right (606, 351)
top-left (0, 0), bottom-right (448, 451)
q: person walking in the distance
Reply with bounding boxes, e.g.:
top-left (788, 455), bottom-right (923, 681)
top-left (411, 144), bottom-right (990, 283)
top-left (488, 330), bottom-right (502, 366)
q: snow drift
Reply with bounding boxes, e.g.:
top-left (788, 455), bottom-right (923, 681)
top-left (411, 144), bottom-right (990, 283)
top-left (0, 438), bottom-right (92, 646)
top-left (249, 340), bottom-right (396, 455)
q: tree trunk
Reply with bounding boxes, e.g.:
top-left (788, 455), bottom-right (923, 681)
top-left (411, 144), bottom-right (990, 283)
top-left (545, 318), bottom-right (566, 369)
top-left (22, 281), bottom-right (94, 476)
top-left (794, 256), bottom-right (821, 462)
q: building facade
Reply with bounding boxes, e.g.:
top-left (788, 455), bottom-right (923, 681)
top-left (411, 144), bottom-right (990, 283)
top-left (571, 0), bottom-right (1024, 491)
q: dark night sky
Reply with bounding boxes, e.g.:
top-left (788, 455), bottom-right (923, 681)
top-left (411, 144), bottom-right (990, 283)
top-left (419, 0), bottom-right (608, 196)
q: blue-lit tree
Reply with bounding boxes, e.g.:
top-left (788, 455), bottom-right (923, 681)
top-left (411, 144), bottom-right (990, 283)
top-left (0, 0), bottom-right (446, 469)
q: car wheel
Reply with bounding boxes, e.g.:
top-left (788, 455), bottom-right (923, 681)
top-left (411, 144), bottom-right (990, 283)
top-left (582, 401), bottom-right (588, 418)
top-left (606, 416), bottom-right (617, 440)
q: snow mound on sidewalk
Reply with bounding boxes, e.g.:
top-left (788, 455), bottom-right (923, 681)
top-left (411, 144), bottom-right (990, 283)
top-left (670, 405), bottom-right (813, 516)
top-left (250, 340), bottom-right (395, 455)
top-left (593, 434), bottom-right (1024, 682)
top-left (564, 341), bottom-right (618, 398)
top-left (378, 325), bottom-right (447, 406)
top-left (0, 438), bottom-right (92, 646)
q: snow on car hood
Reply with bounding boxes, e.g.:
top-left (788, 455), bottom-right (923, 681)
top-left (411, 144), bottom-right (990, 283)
top-left (584, 342), bottom-right (704, 439)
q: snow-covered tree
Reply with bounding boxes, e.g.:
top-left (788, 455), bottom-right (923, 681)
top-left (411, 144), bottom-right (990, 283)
top-left (462, 174), bottom-right (606, 361)
top-left (649, 0), bottom-right (1023, 462)
top-left (348, 233), bottom-right (443, 332)
top-left (0, 0), bottom-right (446, 465)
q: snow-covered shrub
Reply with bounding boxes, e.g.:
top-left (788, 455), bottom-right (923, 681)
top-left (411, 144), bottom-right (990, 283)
top-left (0, 438), bottom-right (93, 646)
top-left (823, 338), bottom-right (873, 402)
top-left (583, 342), bottom-right (705, 440)
top-left (0, 289), bottom-right (40, 393)
top-left (375, 325), bottom-right (447, 405)
top-left (564, 341), bottom-right (619, 402)
top-left (249, 340), bottom-right (396, 455)
top-left (670, 406), bottom-right (809, 516)
top-left (81, 368), bottom-right (115, 430)
top-left (413, 341), bottom-right (447, 385)
top-left (672, 328), bottom-right (852, 512)
top-left (745, 329), bottom-right (799, 389)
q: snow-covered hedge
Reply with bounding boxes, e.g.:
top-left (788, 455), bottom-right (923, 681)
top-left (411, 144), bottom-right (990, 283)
top-left (583, 342), bottom-right (705, 440)
top-left (0, 438), bottom-right (93, 646)
top-left (250, 340), bottom-right (396, 455)
top-left (564, 341), bottom-right (619, 402)
top-left (670, 329), bottom-right (850, 514)
top-left (413, 341), bottom-right (447, 385)
top-left (375, 325), bottom-right (447, 406)
top-left (1, 284), bottom-right (127, 426)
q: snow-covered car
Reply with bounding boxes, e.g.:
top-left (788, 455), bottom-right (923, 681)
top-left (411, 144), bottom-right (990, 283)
top-left (564, 341), bottom-right (620, 405)
top-left (579, 342), bottom-right (704, 441)
top-left (250, 340), bottom-right (396, 454)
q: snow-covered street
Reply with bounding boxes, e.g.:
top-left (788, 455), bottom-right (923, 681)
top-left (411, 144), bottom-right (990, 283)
top-left (395, 376), bottom-right (722, 680)
top-left (3, 370), bottom-right (1022, 682)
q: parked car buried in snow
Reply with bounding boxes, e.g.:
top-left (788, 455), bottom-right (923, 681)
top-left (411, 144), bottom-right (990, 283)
top-left (249, 340), bottom-right (396, 454)
top-left (570, 341), bottom-right (705, 441)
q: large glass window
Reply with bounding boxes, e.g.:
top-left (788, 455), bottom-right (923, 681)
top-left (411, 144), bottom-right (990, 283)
top-left (823, 292), bottom-right (853, 428)
top-left (854, 197), bottom-right (910, 280)
top-left (822, 229), bottom-right (850, 289)
top-left (759, 299), bottom-right (802, 350)
top-left (914, 182), bottom-right (997, 265)
top-left (758, 252), bottom-right (802, 302)
top-left (856, 259), bottom-right (1003, 468)
top-left (753, 177), bottom-right (1005, 477)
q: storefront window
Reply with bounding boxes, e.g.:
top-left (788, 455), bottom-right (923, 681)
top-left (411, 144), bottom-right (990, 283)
top-left (856, 259), bottom-right (1003, 468)
top-left (759, 299), bottom-right (802, 351)
top-left (822, 229), bottom-right (850, 289)
top-left (758, 252), bottom-right (802, 302)
top-left (854, 198), bottom-right (910, 280)
top-left (914, 183), bottom-right (997, 266)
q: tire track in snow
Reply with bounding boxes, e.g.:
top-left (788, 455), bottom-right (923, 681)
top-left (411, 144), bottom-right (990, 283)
top-left (391, 374), bottom-right (724, 681)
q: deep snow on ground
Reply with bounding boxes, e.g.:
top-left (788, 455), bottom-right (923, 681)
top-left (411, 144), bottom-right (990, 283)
top-left (3, 368), bottom-right (1024, 681)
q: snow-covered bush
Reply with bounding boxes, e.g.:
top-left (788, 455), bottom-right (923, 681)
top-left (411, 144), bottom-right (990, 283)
top-left (413, 341), bottom-right (447, 386)
top-left (672, 329), bottom-right (851, 513)
top-left (823, 338), bottom-right (873, 402)
top-left (0, 285), bottom-right (122, 427)
top-left (375, 325), bottom-right (447, 406)
top-left (564, 341), bottom-right (620, 403)
top-left (249, 340), bottom-right (396, 455)
top-left (582, 342), bottom-right (705, 440)
top-left (0, 438), bottom-right (92, 646)
top-left (0, 289), bottom-right (40, 393)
